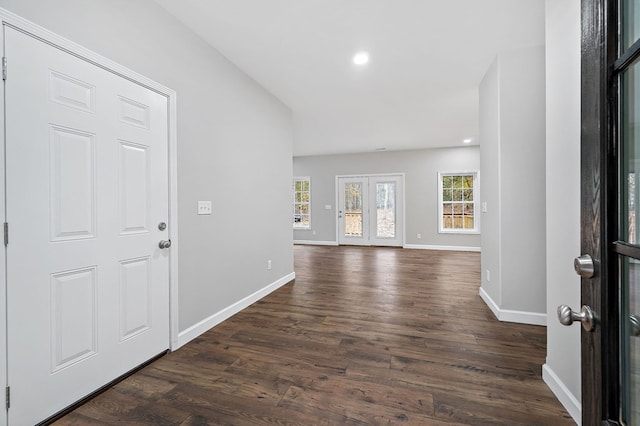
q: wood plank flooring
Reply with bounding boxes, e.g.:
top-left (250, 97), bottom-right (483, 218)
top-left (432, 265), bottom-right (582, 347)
top-left (54, 245), bottom-right (574, 425)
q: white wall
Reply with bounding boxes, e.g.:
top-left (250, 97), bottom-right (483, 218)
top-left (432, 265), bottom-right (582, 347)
top-left (479, 45), bottom-right (547, 324)
top-left (501, 47), bottom-right (547, 314)
top-left (0, 0), bottom-right (294, 338)
top-left (479, 59), bottom-right (502, 306)
top-left (543, 0), bottom-right (582, 423)
top-left (293, 147), bottom-right (481, 249)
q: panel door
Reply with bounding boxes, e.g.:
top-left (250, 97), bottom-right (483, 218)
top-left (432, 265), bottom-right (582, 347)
top-left (369, 176), bottom-right (403, 247)
top-left (4, 27), bottom-right (170, 425)
top-left (338, 177), bottom-right (370, 246)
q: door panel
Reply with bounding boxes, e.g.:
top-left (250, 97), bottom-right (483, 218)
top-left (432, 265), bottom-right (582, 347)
top-left (50, 267), bottom-right (98, 372)
top-left (369, 176), bottom-right (403, 247)
top-left (338, 177), bottom-right (369, 245)
top-left (5, 27), bottom-right (170, 424)
top-left (119, 141), bottom-right (150, 234)
top-left (119, 257), bottom-right (152, 341)
top-left (49, 125), bottom-right (96, 241)
top-left (375, 182), bottom-right (396, 238)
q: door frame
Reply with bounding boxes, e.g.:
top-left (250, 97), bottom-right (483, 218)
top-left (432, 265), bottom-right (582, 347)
top-left (334, 173), bottom-right (406, 247)
top-left (581, 0), bottom-right (620, 424)
top-left (0, 10), bottom-right (180, 423)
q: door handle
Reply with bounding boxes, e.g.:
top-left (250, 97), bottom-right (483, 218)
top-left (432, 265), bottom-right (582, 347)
top-left (574, 254), bottom-right (595, 278)
top-left (557, 304), bottom-right (596, 332)
top-left (158, 239), bottom-right (172, 249)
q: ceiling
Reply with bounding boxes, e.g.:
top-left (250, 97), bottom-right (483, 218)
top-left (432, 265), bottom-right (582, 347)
top-left (153, 0), bottom-right (545, 156)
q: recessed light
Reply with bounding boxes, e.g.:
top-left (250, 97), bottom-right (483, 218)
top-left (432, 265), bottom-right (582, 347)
top-left (353, 52), bottom-right (369, 65)
top-left (463, 139), bottom-right (472, 144)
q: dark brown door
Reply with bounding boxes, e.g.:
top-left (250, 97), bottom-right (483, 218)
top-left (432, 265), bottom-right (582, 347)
top-left (579, 0), bottom-right (640, 424)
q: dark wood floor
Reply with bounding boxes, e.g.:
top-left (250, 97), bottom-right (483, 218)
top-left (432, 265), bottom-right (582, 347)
top-left (55, 245), bottom-right (574, 425)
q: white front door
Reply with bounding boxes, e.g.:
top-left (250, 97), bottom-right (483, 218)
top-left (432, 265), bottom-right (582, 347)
top-left (5, 27), bottom-right (170, 424)
top-left (337, 175), bottom-right (404, 247)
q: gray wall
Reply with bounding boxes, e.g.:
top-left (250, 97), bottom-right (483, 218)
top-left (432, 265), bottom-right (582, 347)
top-left (544, 0), bottom-right (581, 420)
top-left (480, 45), bottom-right (547, 317)
top-left (0, 0), bottom-right (294, 333)
top-left (293, 147), bottom-right (481, 248)
top-left (479, 59), bottom-right (502, 305)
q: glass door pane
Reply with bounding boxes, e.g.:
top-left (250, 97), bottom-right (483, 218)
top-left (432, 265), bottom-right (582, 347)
top-left (623, 60), bottom-right (640, 245)
top-left (344, 182), bottom-right (363, 237)
top-left (620, 56), bottom-right (640, 425)
top-left (338, 177), bottom-right (370, 246)
top-left (621, 256), bottom-right (640, 424)
top-left (622, 0), bottom-right (640, 51)
top-left (375, 182), bottom-right (396, 238)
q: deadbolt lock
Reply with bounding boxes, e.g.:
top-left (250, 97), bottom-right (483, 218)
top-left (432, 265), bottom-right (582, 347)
top-left (574, 254), bottom-right (594, 278)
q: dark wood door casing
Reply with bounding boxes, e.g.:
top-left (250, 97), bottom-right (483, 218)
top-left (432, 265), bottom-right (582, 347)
top-left (581, 0), bottom-right (619, 424)
top-left (580, 2), bottom-right (604, 422)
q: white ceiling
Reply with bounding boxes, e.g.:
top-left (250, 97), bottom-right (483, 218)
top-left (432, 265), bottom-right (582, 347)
top-left (153, 0), bottom-right (545, 156)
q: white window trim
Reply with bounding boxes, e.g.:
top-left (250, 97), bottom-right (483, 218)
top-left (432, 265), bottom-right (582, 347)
top-left (293, 176), bottom-right (311, 229)
top-left (437, 171), bottom-right (480, 234)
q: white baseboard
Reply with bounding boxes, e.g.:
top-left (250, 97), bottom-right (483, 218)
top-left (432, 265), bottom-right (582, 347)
top-left (542, 364), bottom-right (581, 425)
top-left (403, 244), bottom-right (481, 252)
top-left (294, 240), bottom-right (338, 246)
top-left (479, 286), bottom-right (501, 319)
top-left (479, 287), bottom-right (547, 326)
top-left (175, 272), bottom-right (295, 349)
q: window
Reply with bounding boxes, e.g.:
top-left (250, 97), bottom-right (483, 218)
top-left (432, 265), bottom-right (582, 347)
top-left (438, 171), bottom-right (479, 233)
top-left (293, 177), bottom-right (310, 229)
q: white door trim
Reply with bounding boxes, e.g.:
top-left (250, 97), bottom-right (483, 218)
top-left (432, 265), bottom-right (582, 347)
top-left (335, 173), bottom-right (406, 247)
top-left (0, 12), bottom-right (180, 421)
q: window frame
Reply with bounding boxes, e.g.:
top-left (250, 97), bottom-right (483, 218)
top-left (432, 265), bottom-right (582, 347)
top-left (292, 176), bottom-right (311, 229)
top-left (437, 171), bottom-right (480, 234)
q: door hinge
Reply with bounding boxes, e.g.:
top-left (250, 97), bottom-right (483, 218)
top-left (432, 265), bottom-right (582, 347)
top-left (4, 222), bottom-right (8, 246)
top-left (5, 386), bottom-right (9, 410)
top-left (2, 57), bottom-right (7, 81)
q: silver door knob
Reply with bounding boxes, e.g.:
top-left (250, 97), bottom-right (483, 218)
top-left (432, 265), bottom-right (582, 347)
top-left (574, 254), bottom-right (595, 278)
top-left (158, 240), bottom-right (172, 249)
top-left (557, 304), bottom-right (596, 332)
top-left (630, 314), bottom-right (640, 337)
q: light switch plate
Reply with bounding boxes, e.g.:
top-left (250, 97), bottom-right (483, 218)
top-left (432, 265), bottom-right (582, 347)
top-left (198, 201), bottom-right (212, 215)
top-left (325, 205), bottom-right (332, 210)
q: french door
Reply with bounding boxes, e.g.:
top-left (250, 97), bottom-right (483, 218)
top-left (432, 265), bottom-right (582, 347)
top-left (337, 175), bottom-right (404, 247)
top-left (572, 1), bottom-right (640, 424)
top-left (4, 26), bottom-right (171, 424)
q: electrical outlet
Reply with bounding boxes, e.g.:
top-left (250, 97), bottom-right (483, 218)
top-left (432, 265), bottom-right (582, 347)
top-left (267, 260), bottom-right (272, 270)
top-left (481, 202), bottom-right (488, 213)
top-left (198, 201), bottom-right (212, 215)
top-left (312, 230), bottom-right (316, 235)
top-left (417, 233), bottom-right (421, 239)
top-left (486, 269), bottom-right (491, 282)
